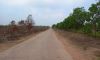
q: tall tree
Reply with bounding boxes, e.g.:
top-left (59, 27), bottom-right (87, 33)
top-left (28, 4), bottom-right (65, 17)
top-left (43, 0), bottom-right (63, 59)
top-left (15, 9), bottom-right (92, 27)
top-left (27, 14), bottom-right (35, 26)
top-left (26, 15), bottom-right (35, 30)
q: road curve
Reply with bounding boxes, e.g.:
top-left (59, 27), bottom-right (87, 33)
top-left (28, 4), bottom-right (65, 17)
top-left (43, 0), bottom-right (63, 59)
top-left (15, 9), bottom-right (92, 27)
top-left (0, 29), bottom-right (73, 60)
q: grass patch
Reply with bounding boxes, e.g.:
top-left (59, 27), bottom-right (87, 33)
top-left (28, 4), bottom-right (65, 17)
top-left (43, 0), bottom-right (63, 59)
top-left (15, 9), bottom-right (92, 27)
top-left (77, 29), bottom-right (100, 38)
top-left (96, 57), bottom-right (100, 60)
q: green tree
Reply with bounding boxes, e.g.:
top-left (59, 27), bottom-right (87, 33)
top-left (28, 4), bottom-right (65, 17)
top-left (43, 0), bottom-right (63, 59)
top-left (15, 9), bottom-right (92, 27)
top-left (89, 2), bottom-right (100, 35)
top-left (52, 1), bottom-right (100, 37)
top-left (82, 23), bottom-right (92, 34)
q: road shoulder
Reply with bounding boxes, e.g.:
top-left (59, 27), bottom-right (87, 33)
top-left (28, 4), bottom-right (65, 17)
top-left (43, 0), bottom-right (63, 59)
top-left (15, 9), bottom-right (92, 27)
top-left (54, 30), bottom-right (91, 60)
top-left (0, 32), bottom-right (40, 52)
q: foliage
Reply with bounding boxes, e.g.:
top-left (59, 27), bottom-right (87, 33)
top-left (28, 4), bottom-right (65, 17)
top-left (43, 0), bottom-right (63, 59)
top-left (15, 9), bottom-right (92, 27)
top-left (52, 1), bottom-right (100, 37)
top-left (82, 23), bottom-right (92, 34)
top-left (18, 20), bottom-right (25, 26)
top-left (10, 20), bottom-right (16, 25)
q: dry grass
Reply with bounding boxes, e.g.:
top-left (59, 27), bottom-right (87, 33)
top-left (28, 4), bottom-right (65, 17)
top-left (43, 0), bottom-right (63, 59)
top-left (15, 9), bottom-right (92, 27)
top-left (0, 25), bottom-right (49, 52)
top-left (0, 32), bottom-right (37, 52)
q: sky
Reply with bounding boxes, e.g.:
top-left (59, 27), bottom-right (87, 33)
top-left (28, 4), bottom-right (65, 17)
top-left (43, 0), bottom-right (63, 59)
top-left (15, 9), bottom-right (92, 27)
top-left (0, 0), bottom-right (98, 26)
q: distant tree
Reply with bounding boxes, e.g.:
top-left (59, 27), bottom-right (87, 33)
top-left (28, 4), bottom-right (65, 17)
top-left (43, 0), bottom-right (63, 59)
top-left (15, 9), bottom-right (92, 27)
top-left (26, 15), bottom-right (35, 30)
top-left (62, 7), bottom-right (89, 30)
top-left (10, 20), bottom-right (16, 25)
top-left (27, 14), bottom-right (35, 26)
top-left (52, 1), bottom-right (100, 37)
top-left (18, 20), bottom-right (25, 26)
top-left (10, 20), bottom-right (18, 33)
top-left (52, 24), bottom-right (56, 28)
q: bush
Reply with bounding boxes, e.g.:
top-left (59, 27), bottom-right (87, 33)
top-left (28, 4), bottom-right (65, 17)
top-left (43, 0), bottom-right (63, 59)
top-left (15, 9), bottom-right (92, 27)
top-left (82, 23), bottom-right (92, 34)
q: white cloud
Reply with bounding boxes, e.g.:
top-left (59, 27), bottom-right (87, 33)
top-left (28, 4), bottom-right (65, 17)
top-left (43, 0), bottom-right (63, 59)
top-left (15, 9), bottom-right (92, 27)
top-left (28, 7), bottom-right (66, 25)
top-left (0, 0), bottom-right (94, 25)
top-left (43, 0), bottom-right (84, 7)
top-left (1, 0), bottom-right (32, 6)
top-left (1, 0), bottom-right (84, 7)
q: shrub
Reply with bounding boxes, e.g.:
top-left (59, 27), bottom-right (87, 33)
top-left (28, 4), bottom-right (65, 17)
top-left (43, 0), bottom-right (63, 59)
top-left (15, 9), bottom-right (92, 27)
top-left (82, 23), bottom-right (92, 34)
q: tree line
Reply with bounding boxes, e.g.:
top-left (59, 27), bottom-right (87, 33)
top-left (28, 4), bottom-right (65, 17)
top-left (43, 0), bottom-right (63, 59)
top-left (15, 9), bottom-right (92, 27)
top-left (10, 14), bottom-right (34, 31)
top-left (52, 2), bottom-right (100, 37)
top-left (0, 14), bottom-right (49, 42)
top-left (0, 15), bottom-right (35, 42)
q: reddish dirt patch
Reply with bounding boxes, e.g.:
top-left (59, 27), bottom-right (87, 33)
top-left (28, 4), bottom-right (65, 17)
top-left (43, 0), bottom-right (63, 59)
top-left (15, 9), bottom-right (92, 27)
top-left (54, 30), bottom-right (100, 60)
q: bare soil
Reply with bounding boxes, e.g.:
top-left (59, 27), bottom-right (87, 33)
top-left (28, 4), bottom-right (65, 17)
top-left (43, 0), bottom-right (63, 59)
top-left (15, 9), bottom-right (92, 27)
top-left (55, 30), bottom-right (100, 60)
top-left (0, 26), bottom-right (49, 52)
top-left (0, 29), bottom-right (73, 60)
top-left (0, 32), bottom-right (41, 52)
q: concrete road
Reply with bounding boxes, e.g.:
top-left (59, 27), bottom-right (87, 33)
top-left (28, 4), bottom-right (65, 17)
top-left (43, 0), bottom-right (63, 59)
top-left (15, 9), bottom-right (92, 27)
top-left (0, 29), bottom-right (73, 60)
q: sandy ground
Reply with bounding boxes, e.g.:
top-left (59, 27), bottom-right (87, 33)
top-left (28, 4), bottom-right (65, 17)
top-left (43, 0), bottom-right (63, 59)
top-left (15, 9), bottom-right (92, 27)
top-left (0, 32), bottom-right (39, 52)
top-left (54, 31), bottom-right (90, 60)
top-left (54, 30), bottom-right (100, 60)
top-left (0, 29), bottom-right (73, 60)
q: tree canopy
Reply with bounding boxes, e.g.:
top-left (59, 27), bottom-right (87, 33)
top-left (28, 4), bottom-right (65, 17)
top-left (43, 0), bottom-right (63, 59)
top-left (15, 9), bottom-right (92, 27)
top-left (52, 1), bottom-right (100, 35)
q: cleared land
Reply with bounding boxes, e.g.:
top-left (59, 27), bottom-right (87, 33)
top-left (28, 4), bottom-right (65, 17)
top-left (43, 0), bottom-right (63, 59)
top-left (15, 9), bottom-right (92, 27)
top-left (55, 30), bottom-right (100, 60)
top-left (0, 32), bottom-right (39, 52)
top-left (0, 29), bottom-right (73, 60)
top-left (0, 26), bottom-right (48, 52)
top-left (0, 28), bottom-right (100, 60)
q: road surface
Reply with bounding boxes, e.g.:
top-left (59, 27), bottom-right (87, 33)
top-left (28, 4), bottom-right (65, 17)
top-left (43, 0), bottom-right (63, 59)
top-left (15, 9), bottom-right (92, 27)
top-left (0, 29), bottom-right (73, 60)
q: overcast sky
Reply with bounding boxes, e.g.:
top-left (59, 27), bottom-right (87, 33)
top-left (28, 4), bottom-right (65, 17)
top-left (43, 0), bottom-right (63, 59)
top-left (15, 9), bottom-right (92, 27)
top-left (0, 0), bottom-right (97, 26)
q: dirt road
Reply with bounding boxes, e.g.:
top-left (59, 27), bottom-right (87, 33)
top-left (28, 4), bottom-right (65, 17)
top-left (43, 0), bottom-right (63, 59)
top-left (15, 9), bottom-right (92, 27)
top-left (0, 29), bottom-right (73, 60)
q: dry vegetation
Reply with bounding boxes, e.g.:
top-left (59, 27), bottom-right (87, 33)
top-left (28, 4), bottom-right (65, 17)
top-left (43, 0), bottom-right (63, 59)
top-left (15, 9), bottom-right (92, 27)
top-left (0, 25), bottom-right (49, 52)
top-left (0, 14), bottom-right (49, 52)
top-left (0, 25), bottom-right (49, 42)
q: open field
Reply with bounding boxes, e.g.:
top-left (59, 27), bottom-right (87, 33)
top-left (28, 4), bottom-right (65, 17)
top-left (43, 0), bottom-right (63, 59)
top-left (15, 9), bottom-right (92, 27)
top-left (55, 29), bottom-right (100, 60)
top-left (0, 29), bottom-right (73, 60)
top-left (0, 25), bottom-right (49, 52)
top-left (0, 33), bottom-right (37, 52)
